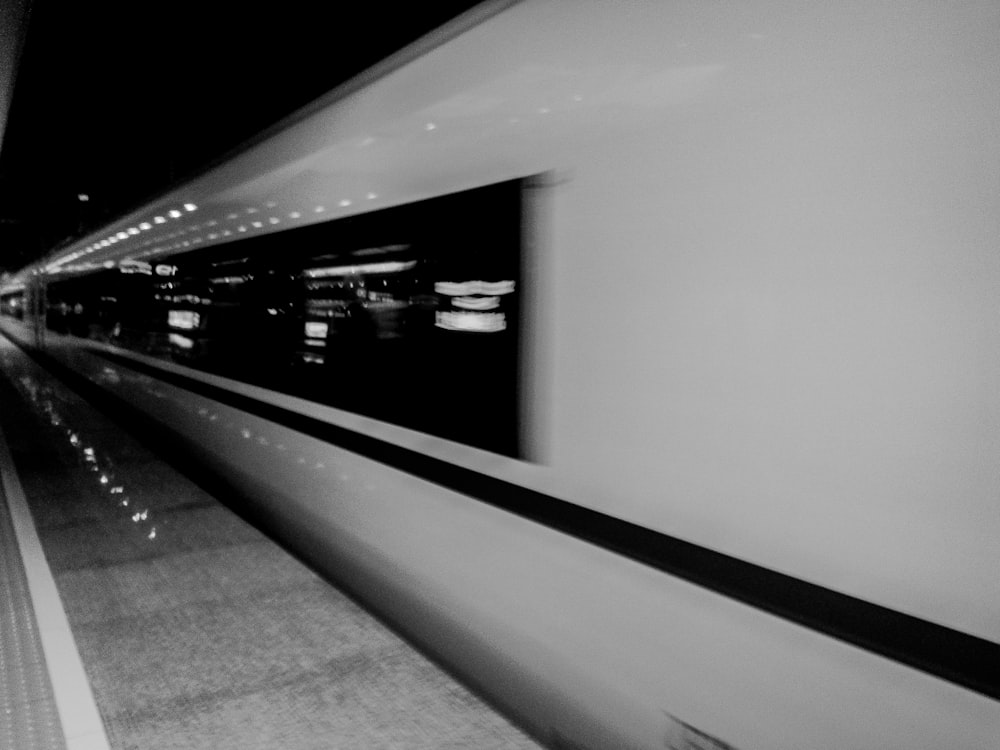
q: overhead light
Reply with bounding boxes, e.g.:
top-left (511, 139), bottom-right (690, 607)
top-left (304, 260), bottom-right (416, 278)
top-left (434, 280), bottom-right (516, 296)
top-left (183, 203), bottom-right (197, 212)
top-left (168, 210), bottom-right (182, 218)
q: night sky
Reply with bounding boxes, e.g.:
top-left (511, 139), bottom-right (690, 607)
top-left (0, 0), bottom-right (482, 274)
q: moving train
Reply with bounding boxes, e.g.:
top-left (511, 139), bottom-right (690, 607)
top-left (3, 2), bottom-right (998, 747)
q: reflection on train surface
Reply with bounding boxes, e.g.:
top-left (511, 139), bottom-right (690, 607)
top-left (37, 181), bottom-right (522, 456)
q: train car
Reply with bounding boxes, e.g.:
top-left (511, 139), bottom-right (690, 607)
top-left (2, 1), bottom-right (998, 747)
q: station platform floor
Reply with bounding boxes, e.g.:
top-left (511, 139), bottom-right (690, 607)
top-left (0, 334), bottom-right (543, 750)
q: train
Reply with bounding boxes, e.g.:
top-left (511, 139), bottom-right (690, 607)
top-left (2, 1), bottom-right (998, 747)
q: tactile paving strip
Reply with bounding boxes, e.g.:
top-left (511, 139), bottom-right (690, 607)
top-left (0, 488), bottom-right (66, 750)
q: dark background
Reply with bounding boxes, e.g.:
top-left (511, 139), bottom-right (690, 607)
top-left (0, 0), bottom-right (482, 274)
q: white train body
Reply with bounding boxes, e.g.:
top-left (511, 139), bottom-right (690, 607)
top-left (3, 2), bottom-right (998, 747)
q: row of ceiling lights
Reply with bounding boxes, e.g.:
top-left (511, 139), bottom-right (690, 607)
top-left (132, 193), bottom-right (381, 259)
top-left (48, 191), bottom-right (382, 272)
top-left (47, 203), bottom-right (199, 270)
top-left (88, 203), bottom-right (198, 253)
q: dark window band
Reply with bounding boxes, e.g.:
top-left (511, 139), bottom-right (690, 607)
top-left (26, 341), bottom-right (1000, 701)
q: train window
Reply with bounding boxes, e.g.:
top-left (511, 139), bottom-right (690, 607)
top-left (53, 179), bottom-right (525, 457)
